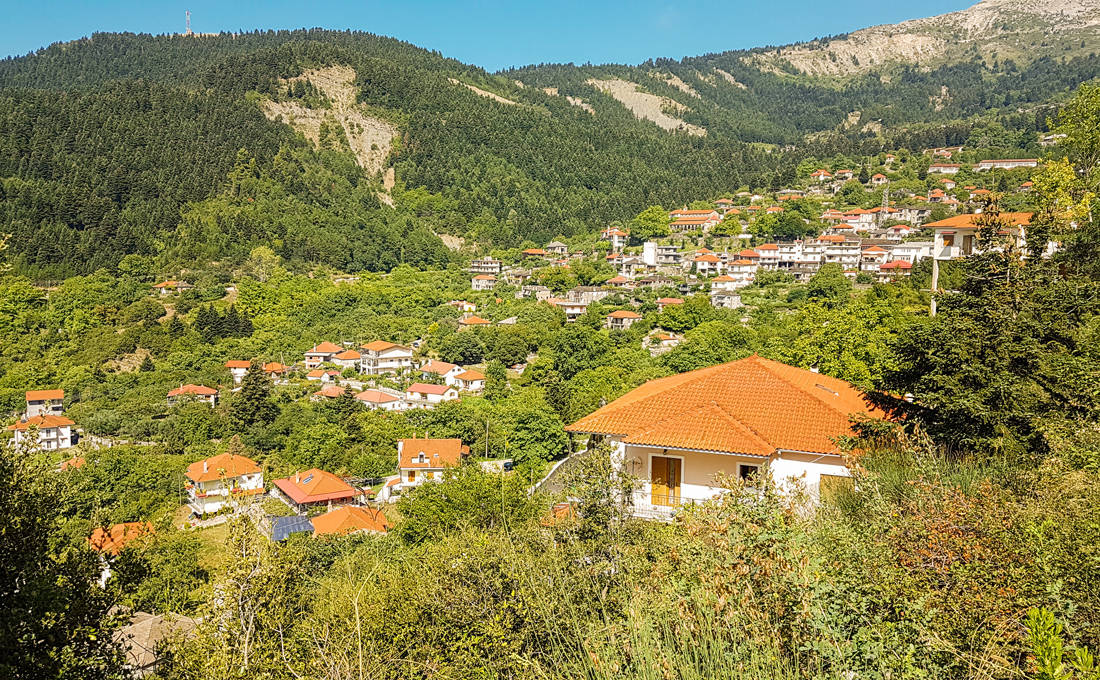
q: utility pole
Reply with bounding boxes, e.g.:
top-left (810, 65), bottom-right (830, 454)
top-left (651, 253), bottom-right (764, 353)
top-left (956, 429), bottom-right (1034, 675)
top-left (185, 10), bottom-right (192, 36)
top-left (930, 255), bottom-right (939, 317)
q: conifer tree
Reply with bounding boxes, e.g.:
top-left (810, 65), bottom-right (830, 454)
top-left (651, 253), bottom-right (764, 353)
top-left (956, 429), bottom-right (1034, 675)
top-left (229, 359), bottom-right (277, 431)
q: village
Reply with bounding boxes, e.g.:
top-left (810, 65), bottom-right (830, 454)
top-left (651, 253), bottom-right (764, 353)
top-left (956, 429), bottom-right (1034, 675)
top-left (5, 145), bottom-right (1051, 565)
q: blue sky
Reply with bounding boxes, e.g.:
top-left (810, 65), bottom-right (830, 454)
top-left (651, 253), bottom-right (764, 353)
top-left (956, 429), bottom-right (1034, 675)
top-left (3, 0), bottom-right (975, 71)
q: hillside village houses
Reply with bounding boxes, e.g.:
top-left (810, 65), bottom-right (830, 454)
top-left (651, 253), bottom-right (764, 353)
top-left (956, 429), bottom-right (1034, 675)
top-left (272, 468), bottom-right (362, 513)
top-left (472, 274), bottom-right (497, 291)
top-left (606, 309), bottom-right (643, 331)
top-left (566, 355), bottom-right (886, 519)
top-left (405, 382), bottom-right (460, 407)
top-left (360, 341), bottom-right (414, 375)
top-left (975, 158), bottom-right (1039, 171)
top-left (185, 452), bottom-right (264, 516)
top-left (304, 341), bottom-right (344, 368)
top-left (468, 256), bottom-right (502, 275)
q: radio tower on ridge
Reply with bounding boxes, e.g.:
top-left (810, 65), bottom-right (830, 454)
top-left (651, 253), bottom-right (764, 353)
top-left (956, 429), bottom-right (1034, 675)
top-left (185, 10), bottom-right (193, 36)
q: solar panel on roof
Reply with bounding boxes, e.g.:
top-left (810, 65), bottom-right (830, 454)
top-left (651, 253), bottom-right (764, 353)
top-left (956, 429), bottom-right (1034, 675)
top-left (271, 515), bottom-right (313, 541)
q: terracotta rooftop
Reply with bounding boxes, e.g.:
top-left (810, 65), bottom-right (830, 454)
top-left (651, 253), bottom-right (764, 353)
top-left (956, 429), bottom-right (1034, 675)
top-left (8, 414), bottom-right (75, 431)
top-left (88, 522), bottom-right (154, 555)
top-left (925, 212), bottom-right (1033, 228)
top-left (361, 340), bottom-right (405, 352)
top-left (306, 342), bottom-right (344, 354)
top-left (312, 505), bottom-right (389, 536)
top-left (566, 355), bottom-right (885, 457)
top-left (399, 438), bottom-right (469, 468)
top-left (608, 310), bottom-right (642, 319)
top-left (421, 360), bottom-right (458, 375)
top-left (273, 469), bottom-right (359, 505)
top-left (26, 389), bottom-right (64, 402)
top-left (186, 453), bottom-right (261, 484)
top-left (407, 383), bottom-right (452, 396)
top-left (355, 389), bottom-right (400, 403)
top-left (168, 384), bottom-right (217, 397)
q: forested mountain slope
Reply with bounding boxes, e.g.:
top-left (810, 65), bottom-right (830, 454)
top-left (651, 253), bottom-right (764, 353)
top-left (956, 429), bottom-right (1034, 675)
top-left (0, 0), bottom-right (1097, 276)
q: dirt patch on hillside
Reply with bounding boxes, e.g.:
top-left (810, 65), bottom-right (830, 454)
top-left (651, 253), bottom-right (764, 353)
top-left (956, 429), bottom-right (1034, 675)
top-left (438, 234), bottom-right (465, 251)
top-left (541, 86), bottom-right (594, 113)
top-left (587, 78), bottom-right (705, 136)
top-left (713, 68), bottom-right (748, 89)
top-left (448, 78), bottom-right (519, 106)
top-left (650, 71), bottom-right (701, 98)
top-left (260, 65), bottom-right (398, 177)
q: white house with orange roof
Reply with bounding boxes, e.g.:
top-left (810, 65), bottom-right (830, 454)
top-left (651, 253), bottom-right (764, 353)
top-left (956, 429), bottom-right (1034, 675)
top-left (471, 274), bottom-right (497, 291)
top-left (927, 212), bottom-right (1036, 259)
top-left (810, 169), bottom-right (832, 183)
top-left (355, 389), bottom-right (405, 411)
top-left (25, 389), bottom-right (64, 418)
top-left (186, 452), bottom-right (264, 516)
top-left (458, 315), bottom-right (491, 329)
top-left (890, 241), bottom-right (933, 264)
top-left (859, 246), bottom-right (890, 273)
top-left (331, 349), bottom-right (362, 371)
top-left (453, 369), bottom-right (486, 392)
top-left (928, 163), bottom-right (961, 175)
top-left (755, 244), bottom-right (780, 269)
top-left (225, 360), bottom-right (251, 384)
top-left (877, 260), bottom-right (913, 281)
top-left (549, 298), bottom-right (588, 322)
top-left (167, 384), bottom-right (218, 407)
top-left (151, 280), bottom-right (194, 297)
top-left (725, 259), bottom-right (758, 288)
top-left (421, 360), bottom-right (463, 384)
top-left (601, 227), bottom-right (629, 251)
top-left (870, 173), bottom-right (888, 186)
top-left (396, 438), bottom-right (469, 490)
top-left (656, 297), bottom-right (683, 312)
top-left (304, 342), bottom-right (343, 368)
top-left (606, 309), bottom-right (643, 331)
top-left (693, 252), bottom-right (724, 276)
top-left (360, 341), bottom-right (413, 375)
top-left (565, 356), bottom-right (887, 518)
top-left (405, 383), bottom-right (459, 407)
top-left (8, 414), bottom-right (75, 450)
top-left (272, 468), bottom-right (361, 513)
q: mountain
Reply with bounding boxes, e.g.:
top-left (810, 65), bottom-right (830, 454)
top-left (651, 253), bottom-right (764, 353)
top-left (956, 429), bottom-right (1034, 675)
top-left (745, 0), bottom-right (1100, 77)
top-left (0, 0), bottom-right (1096, 277)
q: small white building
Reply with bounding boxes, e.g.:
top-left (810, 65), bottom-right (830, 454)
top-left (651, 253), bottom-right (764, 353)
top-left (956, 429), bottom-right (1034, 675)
top-left (304, 342), bottom-right (343, 369)
top-left (693, 253), bottom-right (724, 276)
top-left (606, 309), bottom-right (643, 331)
top-left (8, 415), bottom-right (75, 450)
top-left (355, 389), bottom-right (405, 411)
top-left (469, 257), bottom-right (502, 275)
top-left (453, 369), bottom-right (486, 392)
top-left (975, 159), bottom-right (1039, 172)
top-left (224, 361), bottom-right (251, 384)
top-left (471, 274), bottom-right (497, 291)
top-left (890, 241), bottom-right (933, 264)
top-left (396, 438), bottom-right (468, 490)
top-left (25, 389), bottom-right (64, 418)
top-left (331, 350), bottom-right (362, 371)
top-left (421, 360), bottom-right (464, 385)
top-left (710, 291), bottom-right (743, 309)
top-left (185, 452), bottom-right (264, 516)
top-left (601, 228), bottom-right (629, 252)
top-left (359, 341), bottom-right (414, 375)
top-left (167, 384), bottom-right (218, 407)
top-left (405, 383), bottom-right (459, 407)
top-left (928, 163), bottom-right (962, 175)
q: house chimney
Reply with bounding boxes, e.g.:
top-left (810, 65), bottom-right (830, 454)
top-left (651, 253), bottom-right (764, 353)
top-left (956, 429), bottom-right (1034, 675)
top-left (203, 460), bottom-right (208, 473)
top-left (296, 471), bottom-right (300, 483)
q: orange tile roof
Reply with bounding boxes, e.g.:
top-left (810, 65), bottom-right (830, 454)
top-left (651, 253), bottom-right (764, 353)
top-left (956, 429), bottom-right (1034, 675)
top-left (862, 246), bottom-right (887, 253)
top-left (522, 249), bottom-right (548, 255)
top-left (168, 384), bottom-right (217, 397)
top-left (671, 209), bottom-right (718, 216)
top-left (333, 350), bottom-right (361, 360)
top-left (730, 259), bottom-right (755, 266)
top-left (407, 383), bottom-right (452, 396)
top-left (455, 369), bottom-right (486, 381)
top-left (273, 469), bottom-right (359, 505)
top-left (694, 253), bottom-right (721, 263)
top-left (880, 260), bottom-right (913, 270)
top-left (608, 310), bottom-right (642, 319)
top-left (186, 453), bottom-right (261, 484)
top-left (307, 342), bottom-right (343, 354)
top-left (8, 414), bottom-right (75, 431)
top-left (925, 212), bottom-right (1033, 229)
top-left (459, 315), bottom-right (491, 325)
top-left (657, 297), bottom-right (684, 305)
top-left (399, 438), bottom-right (469, 468)
top-left (355, 389), bottom-right (400, 404)
top-left (60, 456), bottom-right (85, 471)
top-left (25, 389), bottom-right (64, 402)
top-left (361, 340), bottom-right (404, 352)
top-left (263, 362), bottom-right (287, 373)
top-left (738, 249), bottom-right (760, 258)
top-left (422, 360), bottom-right (459, 375)
top-left (314, 385), bottom-right (347, 399)
top-left (312, 506), bottom-right (389, 536)
top-left (566, 355), bottom-right (885, 456)
top-left (88, 522), bottom-right (154, 556)
top-left (225, 360), bottom-right (251, 369)
top-left (756, 243), bottom-right (778, 250)
top-left (713, 275), bottom-right (736, 282)
top-left (472, 274), bottom-right (497, 280)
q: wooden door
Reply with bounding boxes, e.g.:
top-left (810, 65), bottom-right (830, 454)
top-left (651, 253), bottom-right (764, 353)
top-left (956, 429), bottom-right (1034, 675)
top-left (651, 456), bottom-right (681, 506)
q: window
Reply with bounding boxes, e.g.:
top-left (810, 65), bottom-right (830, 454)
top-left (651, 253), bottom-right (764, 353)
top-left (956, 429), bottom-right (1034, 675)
top-left (942, 235), bottom-right (955, 247)
top-left (407, 471), bottom-right (415, 482)
top-left (417, 453), bottom-right (426, 463)
top-left (738, 464), bottom-right (760, 484)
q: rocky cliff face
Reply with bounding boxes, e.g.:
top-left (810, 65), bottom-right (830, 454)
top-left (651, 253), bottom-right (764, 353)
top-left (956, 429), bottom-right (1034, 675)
top-left (746, 0), bottom-right (1100, 77)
